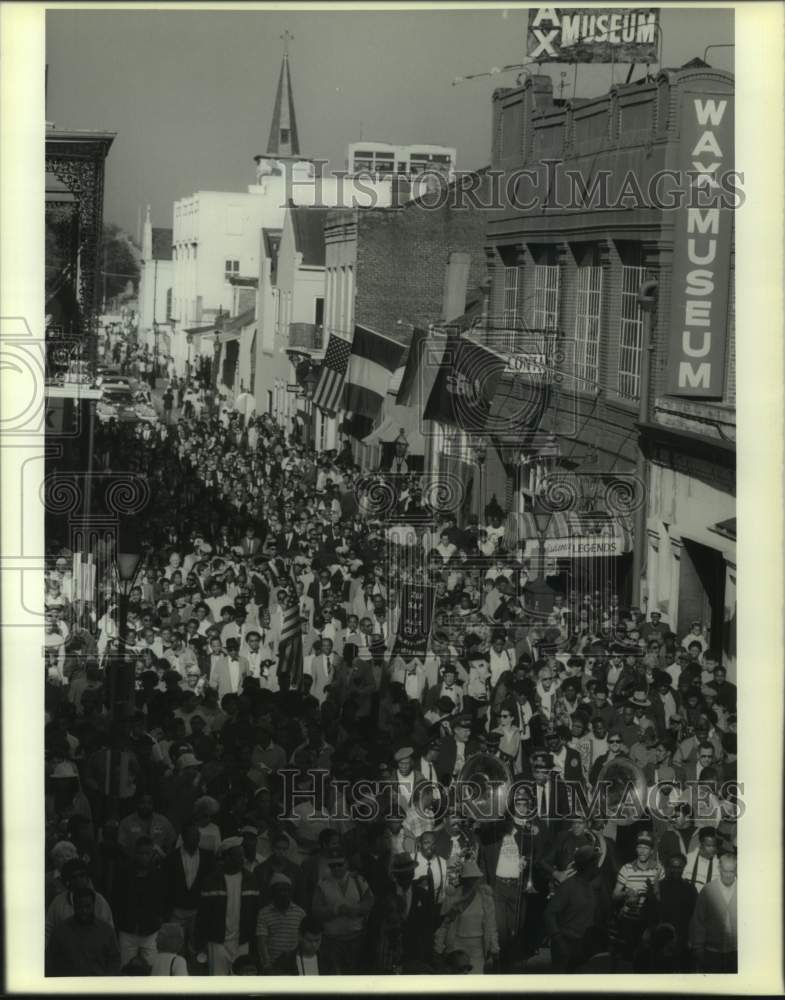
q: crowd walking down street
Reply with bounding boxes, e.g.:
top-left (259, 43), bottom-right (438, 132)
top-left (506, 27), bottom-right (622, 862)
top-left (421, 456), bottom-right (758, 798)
top-left (42, 367), bottom-right (739, 978)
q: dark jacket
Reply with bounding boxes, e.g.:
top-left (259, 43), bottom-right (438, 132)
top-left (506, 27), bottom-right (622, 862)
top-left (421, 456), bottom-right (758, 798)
top-left (272, 946), bottom-right (336, 975)
top-left (195, 868), bottom-right (260, 948)
top-left (434, 735), bottom-right (482, 786)
top-left (112, 864), bottom-right (166, 936)
top-left (45, 916), bottom-right (121, 976)
top-left (165, 846), bottom-right (213, 914)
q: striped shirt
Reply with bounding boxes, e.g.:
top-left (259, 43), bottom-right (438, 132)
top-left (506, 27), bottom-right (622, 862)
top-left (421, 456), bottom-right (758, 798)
top-left (616, 861), bottom-right (664, 916)
top-left (256, 902), bottom-right (306, 963)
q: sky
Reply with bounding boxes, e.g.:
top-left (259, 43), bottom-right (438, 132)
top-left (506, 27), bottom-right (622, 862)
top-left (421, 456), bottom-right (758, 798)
top-left (45, 6), bottom-right (734, 238)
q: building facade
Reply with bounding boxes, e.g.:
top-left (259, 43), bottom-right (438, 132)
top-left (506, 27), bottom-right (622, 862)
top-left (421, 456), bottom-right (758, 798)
top-left (137, 205), bottom-right (173, 359)
top-left (479, 64), bottom-right (735, 646)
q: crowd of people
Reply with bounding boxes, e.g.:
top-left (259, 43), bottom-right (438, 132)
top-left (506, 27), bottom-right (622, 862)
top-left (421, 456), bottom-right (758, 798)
top-left (43, 373), bottom-right (740, 977)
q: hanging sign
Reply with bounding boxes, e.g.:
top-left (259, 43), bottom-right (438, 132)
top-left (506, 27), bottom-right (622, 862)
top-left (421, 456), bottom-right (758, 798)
top-left (527, 8), bottom-right (659, 63)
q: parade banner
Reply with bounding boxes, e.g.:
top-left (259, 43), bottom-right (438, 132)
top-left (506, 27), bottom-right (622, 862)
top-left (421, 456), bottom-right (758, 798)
top-left (666, 88), bottom-right (734, 397)
top-left (527, 8), bottom-right (659, 63)
top-left (393, 583), bottom-right (436, 660)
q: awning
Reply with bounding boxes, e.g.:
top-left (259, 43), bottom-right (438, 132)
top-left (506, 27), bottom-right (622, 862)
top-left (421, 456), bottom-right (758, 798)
top-left (504, 511), bottom-right (633, 559)
top-left (361, 405), bottom-right (426, 453)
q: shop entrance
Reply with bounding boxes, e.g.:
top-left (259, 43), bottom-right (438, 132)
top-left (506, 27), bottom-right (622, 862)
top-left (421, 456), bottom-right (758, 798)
top-left (678, 538), bottom-right (725, 651)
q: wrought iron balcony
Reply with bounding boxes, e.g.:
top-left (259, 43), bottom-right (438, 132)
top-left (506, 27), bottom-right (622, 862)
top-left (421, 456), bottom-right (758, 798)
top-left (288, 322), bottom-right (323, 352)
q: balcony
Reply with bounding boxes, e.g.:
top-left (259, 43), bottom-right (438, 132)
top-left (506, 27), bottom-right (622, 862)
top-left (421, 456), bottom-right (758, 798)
top-left (288, 322), bottom-right (323, 352)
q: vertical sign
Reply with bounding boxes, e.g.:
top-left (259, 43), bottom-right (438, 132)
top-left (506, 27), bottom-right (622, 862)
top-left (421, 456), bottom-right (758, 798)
top-left (666, 89), bottom-right (734, 397)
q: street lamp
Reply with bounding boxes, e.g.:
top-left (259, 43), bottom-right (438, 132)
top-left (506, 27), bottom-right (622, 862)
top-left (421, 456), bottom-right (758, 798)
top-left (301, 364), bottom-right (319, 400)
top-left (525, 490), bottom-right (556, 617)
top-left (471, 434), bottom-right (489, 520)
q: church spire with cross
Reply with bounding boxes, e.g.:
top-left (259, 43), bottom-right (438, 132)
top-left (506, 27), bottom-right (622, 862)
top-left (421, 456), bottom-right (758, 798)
top-left (266, 30), bottom-right (300, 158)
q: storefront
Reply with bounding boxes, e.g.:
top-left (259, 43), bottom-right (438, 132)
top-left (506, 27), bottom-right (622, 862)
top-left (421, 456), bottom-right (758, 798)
top-left (640, 421), bottom-right (736, 679)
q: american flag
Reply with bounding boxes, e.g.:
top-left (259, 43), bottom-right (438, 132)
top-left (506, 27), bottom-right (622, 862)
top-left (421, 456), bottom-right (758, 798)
top-left (312, 334), bottom-right (352, 415)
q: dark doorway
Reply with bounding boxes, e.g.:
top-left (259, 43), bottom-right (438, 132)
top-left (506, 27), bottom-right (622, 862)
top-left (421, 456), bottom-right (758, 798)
top-left (678, 538), bottom-right (725, 651)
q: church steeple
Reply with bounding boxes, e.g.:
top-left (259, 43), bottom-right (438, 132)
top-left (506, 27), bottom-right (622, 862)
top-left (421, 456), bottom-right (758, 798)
top-left (266, 31), bottom-right (300, 158)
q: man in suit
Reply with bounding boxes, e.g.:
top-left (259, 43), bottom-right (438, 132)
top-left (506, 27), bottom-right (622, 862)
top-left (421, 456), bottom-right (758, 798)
top-left (308, 569), bottom-right (333, 618)
top-left (295, 580), bottom-right (316, 628)
top-left (164, 820), bottom-right (213, 962)
top-left (424, 662), bottom-right (463, 714)
top-left (677, 741), bottom-right (724, 784)
top-left (433, 713), bottom-right (482, 787)
top-left (272, 914), bottom-right (336, 975)
top-left (208, 637), bottom-right (249, 699)
top-left (240, 526), bottom-right (263, 559)
top-left (275, 522), bottom-right (301, 558)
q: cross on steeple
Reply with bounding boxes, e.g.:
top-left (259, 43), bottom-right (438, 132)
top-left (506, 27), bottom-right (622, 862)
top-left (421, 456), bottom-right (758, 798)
top-left (266, 30), bottom-right (300, 158)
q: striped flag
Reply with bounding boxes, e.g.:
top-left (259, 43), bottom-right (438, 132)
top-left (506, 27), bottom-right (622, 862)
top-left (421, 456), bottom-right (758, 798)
top-left (277, 596), bottom-right (303, 688)
top-left (313, 334), bottom-right (352, 415)
top-left (344, 324), bottom-right (407, 420)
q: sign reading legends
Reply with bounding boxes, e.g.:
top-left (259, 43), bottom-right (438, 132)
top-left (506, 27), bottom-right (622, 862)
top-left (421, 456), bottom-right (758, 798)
top-left (527, 8), bottom-right (659, 63)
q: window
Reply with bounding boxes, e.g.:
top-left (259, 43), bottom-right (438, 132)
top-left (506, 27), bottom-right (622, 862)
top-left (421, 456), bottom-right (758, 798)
top-left (267, 389), bottom-right (273, 415)
top-left (280, 128), bottom-right (290, 144)
top-left (165, 288), bottom-right (173, 321)
top-left (533, 264), bottom-right (560, 330)
top-left (618, 265), bottom-right (649, 398)
top-left (502, 266), bottom-right (520, 351)
top-left (574, 264), bottom-right (603, 387)
top-left (314, 297), bottom-right (324, 327)
top-left (224, 259), bottom-right (240, 278)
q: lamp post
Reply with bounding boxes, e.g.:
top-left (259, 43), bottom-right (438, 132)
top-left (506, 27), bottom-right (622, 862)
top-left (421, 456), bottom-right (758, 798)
top-left (109, 542), bottom-right (143, 818)
top-left (525, 491), bottom-right (556, 618)
top-left (471, 434), bottom-right (488, 522)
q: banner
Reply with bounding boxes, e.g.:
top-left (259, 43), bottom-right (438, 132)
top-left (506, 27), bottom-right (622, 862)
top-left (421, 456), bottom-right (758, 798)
top-left (666, 88), bottom-right (734, 397)
top-left (423, 336), bottom-right (506, 432)
top-left (527, 8), bottom-right (659, 63)
top-left (393, 583), bottom-right (436, 660)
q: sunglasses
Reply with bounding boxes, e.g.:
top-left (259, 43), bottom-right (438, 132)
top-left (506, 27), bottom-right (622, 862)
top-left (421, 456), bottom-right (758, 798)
top-left (608, 739), bottom-right (623, 745)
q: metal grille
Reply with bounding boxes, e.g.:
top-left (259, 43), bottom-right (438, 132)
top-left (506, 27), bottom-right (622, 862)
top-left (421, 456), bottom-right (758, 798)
top-left (533, 264), bottom-right (560, 331)
top-left (574, 266), bottom-right (603, 386)
top-left (502, 266), bottom-right (520, 351)
top-left (618, 265), bottom-right (648, 399)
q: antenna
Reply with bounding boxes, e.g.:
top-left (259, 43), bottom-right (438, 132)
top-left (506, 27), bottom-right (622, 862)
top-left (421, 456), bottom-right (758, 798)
top-left (452, 62), bottom-right (532, 86)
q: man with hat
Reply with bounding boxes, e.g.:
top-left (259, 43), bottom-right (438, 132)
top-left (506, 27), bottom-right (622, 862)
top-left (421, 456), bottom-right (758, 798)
top-left (610, 830), bottom-right (663, 964)
top-left (544, 843), bottom-right (600, 972)
top-left (255, 872), bottom-right (306, 971)
top-left (543, 725), bottom-right (585, 785)
top-left (434, 712), bottom-right (481, 786)
top-left (371, 852), bottom-right (425, 972)
top-left (392, 746), bottom-right (424, 817)
top-left (45, 857), bottom-right (114, 948)
top-left (194, 835), bottom-right (260, 975)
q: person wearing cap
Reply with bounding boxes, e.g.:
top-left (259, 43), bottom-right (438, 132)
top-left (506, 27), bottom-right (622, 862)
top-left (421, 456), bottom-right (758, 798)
top-left (45, 858), bottom-right (115, 949)
top-left (311, 849), bottom-right (374, 973)
top-left (118, 792), bottom-right (176, 860)
top-left (610, 831), bottom-right (664, 963)
top-left (391, 746), bottom-right (424, 815)
top-left (434, 712), bottom-right (481, 786)
top-left (256, 872), bottom-right (307, 971)
top-left (434, 856), bottom-right (499, 973)
top-left (370, 851), bottom-right (426, 973)
top-left (194, 835), bottom-right (260, 975)
top-left (544, 843), bottom-right (600, 972)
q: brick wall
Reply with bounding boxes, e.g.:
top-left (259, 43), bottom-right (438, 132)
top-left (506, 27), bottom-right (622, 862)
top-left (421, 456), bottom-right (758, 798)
top-left (353, 176), bottom-right (493, 340)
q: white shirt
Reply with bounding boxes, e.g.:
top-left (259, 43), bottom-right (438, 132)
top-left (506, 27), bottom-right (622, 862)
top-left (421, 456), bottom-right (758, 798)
top-left (224, 872), bottom-right (243, 944)
top-left (227, 657), bottom-right (241, 693)
top-left (414, 853), bottom-right (446, 903)
top-left (180, 846), bottom-right (200, 890)
top-left (496, 832), bottom-right (521, 879)
top-left (683, 850), bottom-right (720, 889)
top-left (297, 953), bottom-right (320, 975)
